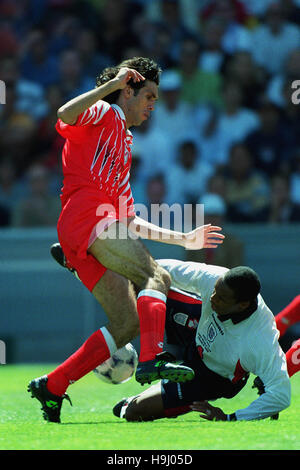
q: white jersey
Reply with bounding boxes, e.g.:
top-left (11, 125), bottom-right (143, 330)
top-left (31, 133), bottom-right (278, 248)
top-left (158, 259), bottom-right (291, 421)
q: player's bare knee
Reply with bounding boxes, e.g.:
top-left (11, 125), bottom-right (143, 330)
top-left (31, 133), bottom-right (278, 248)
top-left (143, 264), bottom-right (171, 296)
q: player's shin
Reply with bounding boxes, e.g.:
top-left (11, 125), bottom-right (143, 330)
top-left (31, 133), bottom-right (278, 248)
top-left (137, 289), bottom-right (167, 362)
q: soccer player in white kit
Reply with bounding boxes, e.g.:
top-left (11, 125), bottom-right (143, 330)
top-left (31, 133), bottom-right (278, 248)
top-left (114, 260), bottom-right (291, 422)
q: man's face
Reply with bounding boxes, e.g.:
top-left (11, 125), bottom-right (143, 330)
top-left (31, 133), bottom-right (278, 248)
top-left (126, 80), bottom-right (158, 127)
top-left (210, 276), bottom-right (247, 316)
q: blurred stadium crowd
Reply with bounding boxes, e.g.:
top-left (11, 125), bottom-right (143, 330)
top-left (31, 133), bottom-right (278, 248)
top-left (1, 0), bottom-right (300, 229)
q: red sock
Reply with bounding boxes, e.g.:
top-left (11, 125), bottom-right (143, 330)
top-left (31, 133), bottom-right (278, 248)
top-left (47, 327), bottom-right (116, 396)
top-left (275, 295), bottom-right (300, 337)
top-left (137, 289), bottom-right (166, 362)
top-left (285, 338), bottom-right (300, 377)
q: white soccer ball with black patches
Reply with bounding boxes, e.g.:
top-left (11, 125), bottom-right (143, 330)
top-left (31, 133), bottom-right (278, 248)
top-left (93, 343), bottom-right (138, 384)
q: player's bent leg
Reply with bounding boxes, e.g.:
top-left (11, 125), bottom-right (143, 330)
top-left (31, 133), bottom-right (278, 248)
top-left (28, 270), bottom-right (140, 423)
top-left (113, 381), bottom-right (193, 422)
top-left (48, 270), bottom-right (140, 389)
top-left (50, 235), bottom-right (195, 385)
top-left (50, 242), bottom-right (140, 347)
top-left (88, 223), bottom-right (171, 357)
top-left (47, 270), bottom-right (140, 392)
top-left (88, 223), bottom-right (194, 386)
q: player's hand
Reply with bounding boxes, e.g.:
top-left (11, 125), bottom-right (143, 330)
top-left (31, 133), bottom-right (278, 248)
top-left (114, 67), bottom-right (145, 89)
top-left (190, 401), bottom-right (227, 421)
top-left (183, 224), bottom-right (225, 250)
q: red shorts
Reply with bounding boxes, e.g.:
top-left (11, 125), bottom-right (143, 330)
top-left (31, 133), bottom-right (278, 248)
top-left (62, 246), bottom-right (106, 292)
top-left (57, 189), bottom-right (134, 292)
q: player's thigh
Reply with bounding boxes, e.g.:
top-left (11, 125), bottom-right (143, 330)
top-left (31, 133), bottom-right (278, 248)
top-left (125, 383), bottom-right (165, 421)
top-left (92, 268), bottom-right (139, 348)
top-left (88, 222), bottom-right (170, 289)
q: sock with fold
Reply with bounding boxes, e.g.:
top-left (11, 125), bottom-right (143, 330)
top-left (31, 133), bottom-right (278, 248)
top-left (46, 327), bottom-right (117, 396)
top-left (137, 289), bottom-right (167, 363)
top-left (285, 338), bottom-right (300, 377)
top-left (275, 295), bottom-right (300, 337)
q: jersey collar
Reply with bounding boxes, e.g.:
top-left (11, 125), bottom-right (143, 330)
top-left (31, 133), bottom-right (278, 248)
top-left (111, 104), bottom-right (132, 136)
top-left (111, 103), bottom-right (126, 121)
top-left (217, 298), bottom-right (258, 324)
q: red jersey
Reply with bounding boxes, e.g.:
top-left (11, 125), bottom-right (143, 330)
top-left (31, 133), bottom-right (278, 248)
top-left (56, 101), bottom-right (135, 218)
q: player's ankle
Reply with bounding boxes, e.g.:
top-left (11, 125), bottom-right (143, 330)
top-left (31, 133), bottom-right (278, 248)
top-left (46, 371), bottom-right (69, 396)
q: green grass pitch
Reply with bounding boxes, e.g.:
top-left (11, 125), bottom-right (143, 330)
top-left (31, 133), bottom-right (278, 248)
top-left (0, 364), bottom-right (299, 451)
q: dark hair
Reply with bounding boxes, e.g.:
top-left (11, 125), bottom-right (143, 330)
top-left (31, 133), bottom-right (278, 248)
top-left (223, 266), bottom-right (261, 302)
top-left (95, 57), bottom-right (161, 104)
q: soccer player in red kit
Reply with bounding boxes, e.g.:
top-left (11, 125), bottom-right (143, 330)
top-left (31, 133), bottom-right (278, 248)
top-left (275, 295), bottom-right (300, 378)
top-left (27, 57), bottom-right (224, 422)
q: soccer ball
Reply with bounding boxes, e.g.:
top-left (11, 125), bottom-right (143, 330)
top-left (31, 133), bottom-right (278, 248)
top-left (93, 343), bottom-right (138, 385)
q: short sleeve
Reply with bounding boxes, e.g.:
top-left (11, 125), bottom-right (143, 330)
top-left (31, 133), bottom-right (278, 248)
top-left (75, 100), bottom-right (111, 127)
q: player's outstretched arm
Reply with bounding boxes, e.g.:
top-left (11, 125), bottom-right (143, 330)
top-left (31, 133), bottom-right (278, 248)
top-left (127, 216), bottom-right (225, 250)
top-left (57, 67), bottom-right (145, 125)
